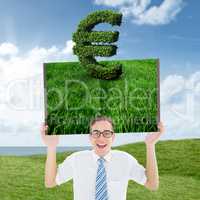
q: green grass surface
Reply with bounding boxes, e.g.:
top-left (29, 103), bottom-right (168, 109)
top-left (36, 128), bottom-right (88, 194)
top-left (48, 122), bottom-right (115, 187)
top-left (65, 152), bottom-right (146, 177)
top-left (0, 139), bottom-right (199, 200)
top-left (45, 59), bottom-right (159, 134)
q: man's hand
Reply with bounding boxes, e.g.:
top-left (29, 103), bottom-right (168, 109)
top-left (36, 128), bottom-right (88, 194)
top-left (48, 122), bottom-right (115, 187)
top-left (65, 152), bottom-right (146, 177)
top-left (40, 122), bottom-right (59, 148)
top-left (144, 121), bottom-right (164, 191)
top-left (145, 121), bottom-right (165, 146)
top-left (40, 122), bottom-right (58, 188)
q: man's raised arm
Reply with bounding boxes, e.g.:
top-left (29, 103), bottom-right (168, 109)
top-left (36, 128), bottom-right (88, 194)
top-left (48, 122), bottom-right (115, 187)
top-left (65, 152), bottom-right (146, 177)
top-left (40, 123), bottom-right (59, 188)
top-left (144, 122), bottom-right (165, 191)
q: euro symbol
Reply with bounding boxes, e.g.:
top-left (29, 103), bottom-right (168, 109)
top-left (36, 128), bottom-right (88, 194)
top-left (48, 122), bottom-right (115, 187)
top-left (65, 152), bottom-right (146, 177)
top-left (72, 10), bottom-right (123, 80)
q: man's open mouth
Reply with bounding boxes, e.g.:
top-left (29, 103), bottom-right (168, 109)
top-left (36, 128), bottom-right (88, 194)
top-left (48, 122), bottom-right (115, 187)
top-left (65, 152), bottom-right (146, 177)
top-left (96, 144), bottom-right (107, 149)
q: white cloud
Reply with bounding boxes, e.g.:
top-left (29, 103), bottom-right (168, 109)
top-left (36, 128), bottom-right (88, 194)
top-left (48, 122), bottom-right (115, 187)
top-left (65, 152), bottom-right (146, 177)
top-left (0, 40), bottom-right (76, 82)
top-left (62, 40), bottom-right (75, 55)
top-left (0, 42), bottom-right (19, 56)
top-left (161, 71), bottom-right (200, 138)
top-left (160, 74), bottom-right (185, 104)
top-left (133, 0), bottom-right (185, 25)
top-left (94, 0), bottom-right (185, 25)
top-left (0, 42), bottom-right (199, 146)
top-left (0, 41), bottom-right (77, 146)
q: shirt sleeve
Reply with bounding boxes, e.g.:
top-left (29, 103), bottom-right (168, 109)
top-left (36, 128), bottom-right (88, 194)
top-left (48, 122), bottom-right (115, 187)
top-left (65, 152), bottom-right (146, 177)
top-left (129, 155), bottom-right (147, 185)
top-left (55, 153), bottom-right (74, 185)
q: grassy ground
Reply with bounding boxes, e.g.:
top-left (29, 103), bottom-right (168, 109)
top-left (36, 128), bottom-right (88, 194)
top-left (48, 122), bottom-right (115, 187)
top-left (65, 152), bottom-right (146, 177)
top-left (0, 139), bottom-right (199, 200)
top-left (45, 59), bottom-right (159, 134)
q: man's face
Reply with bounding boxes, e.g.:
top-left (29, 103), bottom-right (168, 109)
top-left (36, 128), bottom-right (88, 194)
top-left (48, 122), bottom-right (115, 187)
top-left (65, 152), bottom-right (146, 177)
top-left (89, 120), bottom-right (115, 157)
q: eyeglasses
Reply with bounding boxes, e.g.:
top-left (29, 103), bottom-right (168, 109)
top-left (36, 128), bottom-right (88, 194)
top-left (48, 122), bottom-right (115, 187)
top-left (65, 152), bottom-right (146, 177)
top-left (90, 130), bottom-right (114, 138)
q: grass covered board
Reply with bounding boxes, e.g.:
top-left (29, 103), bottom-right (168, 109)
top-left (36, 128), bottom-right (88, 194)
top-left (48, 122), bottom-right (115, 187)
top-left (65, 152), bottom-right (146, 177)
top-left (43, 59), bottom-right (160, 135)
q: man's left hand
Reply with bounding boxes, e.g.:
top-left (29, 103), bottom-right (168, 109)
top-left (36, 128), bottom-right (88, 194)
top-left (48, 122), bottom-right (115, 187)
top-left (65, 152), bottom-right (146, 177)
top-left (145, 121), bottom-right (165, 146)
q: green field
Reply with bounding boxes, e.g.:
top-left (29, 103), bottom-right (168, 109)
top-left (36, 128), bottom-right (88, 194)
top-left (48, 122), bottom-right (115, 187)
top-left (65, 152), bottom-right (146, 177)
top-left (0, 139), bottom-right (199, 200)
top-left (44, 59), bottom-right (159, 135)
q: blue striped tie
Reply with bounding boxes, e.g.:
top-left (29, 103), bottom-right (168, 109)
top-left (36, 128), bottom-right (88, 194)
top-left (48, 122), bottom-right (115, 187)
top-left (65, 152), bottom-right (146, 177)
top-left (95, 157), bottom-right (108, 200)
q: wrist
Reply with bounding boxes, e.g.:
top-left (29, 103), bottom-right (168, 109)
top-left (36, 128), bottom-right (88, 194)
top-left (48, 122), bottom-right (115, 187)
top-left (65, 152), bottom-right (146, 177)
top-left (47, 145), bottom-right (57, 152)
top-left (146, 143), bottom-right (155, 149)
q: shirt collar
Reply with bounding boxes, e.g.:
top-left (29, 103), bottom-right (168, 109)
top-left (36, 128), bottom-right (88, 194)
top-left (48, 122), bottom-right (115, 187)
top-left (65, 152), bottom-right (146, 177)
top-left (92, 149), bottom-right (112, 163)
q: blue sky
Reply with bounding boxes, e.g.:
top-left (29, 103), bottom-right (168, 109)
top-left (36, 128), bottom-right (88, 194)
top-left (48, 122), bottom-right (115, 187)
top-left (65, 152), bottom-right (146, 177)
top-left (0, 0), bottom-right (199, 77)
top-left (0, 0), bottom-right (199, 146)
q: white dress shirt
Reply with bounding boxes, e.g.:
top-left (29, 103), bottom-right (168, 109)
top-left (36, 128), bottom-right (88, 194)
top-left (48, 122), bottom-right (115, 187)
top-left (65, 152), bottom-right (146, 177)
top-left (56, 149), bottom-right (147, 200)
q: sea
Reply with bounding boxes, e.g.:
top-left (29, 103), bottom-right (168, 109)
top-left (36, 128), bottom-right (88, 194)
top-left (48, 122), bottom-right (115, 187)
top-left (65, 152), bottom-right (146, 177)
top-left (0, 146), bottom-right (91, 156)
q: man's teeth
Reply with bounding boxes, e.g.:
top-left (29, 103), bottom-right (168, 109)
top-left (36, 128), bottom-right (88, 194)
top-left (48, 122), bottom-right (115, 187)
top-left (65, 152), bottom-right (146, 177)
top-left (97, 144), bottom-right (107, 148)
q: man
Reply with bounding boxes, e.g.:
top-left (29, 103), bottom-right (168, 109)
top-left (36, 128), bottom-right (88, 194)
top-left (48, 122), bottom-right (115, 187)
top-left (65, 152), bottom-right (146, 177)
top-left (41, 116), bottom-right (164, 200)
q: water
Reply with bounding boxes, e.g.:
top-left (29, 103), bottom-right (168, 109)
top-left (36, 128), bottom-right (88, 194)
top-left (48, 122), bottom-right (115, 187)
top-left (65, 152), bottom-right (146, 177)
top-left (1, 136), bottom-right (199, 156)
top-left (0, 147), bottom-right (91, 156)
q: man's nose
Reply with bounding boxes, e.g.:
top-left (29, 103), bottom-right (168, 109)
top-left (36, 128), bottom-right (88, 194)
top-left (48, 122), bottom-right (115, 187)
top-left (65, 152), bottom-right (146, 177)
top-left (98, 133), bottom-right (106, 140)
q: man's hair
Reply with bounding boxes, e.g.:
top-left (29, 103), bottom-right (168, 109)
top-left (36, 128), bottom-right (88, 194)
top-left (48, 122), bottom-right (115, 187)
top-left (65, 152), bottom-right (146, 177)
top-left (90, 116), bottom-right (114, 130)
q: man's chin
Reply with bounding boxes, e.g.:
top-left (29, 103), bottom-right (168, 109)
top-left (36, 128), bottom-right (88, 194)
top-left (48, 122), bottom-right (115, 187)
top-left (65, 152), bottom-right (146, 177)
top-left (95, 147), bottom-right (110, 156)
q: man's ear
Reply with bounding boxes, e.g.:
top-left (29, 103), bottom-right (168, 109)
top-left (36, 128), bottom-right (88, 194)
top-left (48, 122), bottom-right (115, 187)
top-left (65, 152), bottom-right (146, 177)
top-left (89, 133), bottom-right (94, 144)
top-left (89, 133), bottom-right (92, 141)
top-left (112, 133), bottom-right (115, 141)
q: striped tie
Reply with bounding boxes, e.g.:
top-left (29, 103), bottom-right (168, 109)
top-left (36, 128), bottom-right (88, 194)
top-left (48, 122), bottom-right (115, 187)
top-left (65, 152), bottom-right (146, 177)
top-left (95, 157), bottom-right (108, 200)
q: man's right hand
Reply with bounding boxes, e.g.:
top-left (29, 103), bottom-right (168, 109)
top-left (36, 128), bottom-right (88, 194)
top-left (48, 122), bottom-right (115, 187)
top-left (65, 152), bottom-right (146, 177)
top-left (40, 122), bottom-right (59, 148)
top-left (41, 122), bottom-right (58, 188)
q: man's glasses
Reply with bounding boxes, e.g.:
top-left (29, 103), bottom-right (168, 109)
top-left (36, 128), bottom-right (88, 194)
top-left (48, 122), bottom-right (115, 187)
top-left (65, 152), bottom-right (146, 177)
top-left (90, 130), bottom-right (114, 138)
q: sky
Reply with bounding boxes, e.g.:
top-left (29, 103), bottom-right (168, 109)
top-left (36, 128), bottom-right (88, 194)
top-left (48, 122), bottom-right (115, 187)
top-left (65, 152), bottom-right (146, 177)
top-left (0, 0), bottom-right (199, 146)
